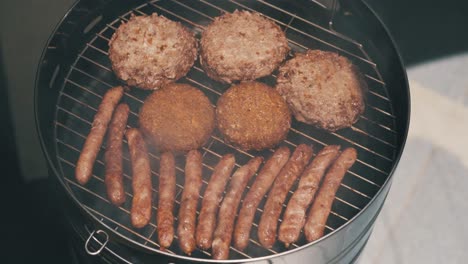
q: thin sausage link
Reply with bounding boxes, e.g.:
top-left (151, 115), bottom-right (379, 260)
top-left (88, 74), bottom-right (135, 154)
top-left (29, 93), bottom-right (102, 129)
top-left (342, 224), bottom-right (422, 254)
top-left (258, 144), bottom-right (313, 248)
top-left (126, 128), bottom-right (152, 229)
top-left (278, 145), bottom-right (340, 247)
top-left (76, 86), bottom-right (124, 185)
top-left (196, 154), bottom-right (236, 250)
top-left (233, 146), bottom-right (291, 251)
top-left (177, 150), bottom-right (202, 255)
top-left (157, 151), bottom-right (176, 249)
top-left (212, 157), bottom-right (263, 260)
top-left (304, 147), bottom-right (357, 242)
top-left (105, 103), bottom-right (129, 206)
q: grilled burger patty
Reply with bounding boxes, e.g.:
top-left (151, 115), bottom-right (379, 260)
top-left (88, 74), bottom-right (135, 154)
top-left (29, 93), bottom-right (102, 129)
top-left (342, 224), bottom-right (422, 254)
top-left (139, 83), bottom-right (215, 152)
top-left (200, 10), bottom-right (289, 83)
top-left (109, 14), bottom-right (197, 90)
top-left (276, 50), bottom-right (367, 131)
top-left (216, 82), bottom-right (291, 151)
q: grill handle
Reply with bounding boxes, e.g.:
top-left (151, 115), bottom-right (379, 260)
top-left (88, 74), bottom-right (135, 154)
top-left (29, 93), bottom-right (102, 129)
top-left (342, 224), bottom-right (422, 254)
top-left (85, 229), bottom-right (109, 256)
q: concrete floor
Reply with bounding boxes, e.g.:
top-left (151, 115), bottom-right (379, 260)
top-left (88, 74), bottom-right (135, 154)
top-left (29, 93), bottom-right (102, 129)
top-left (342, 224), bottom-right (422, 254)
top-left (360, 53), bottom-right (468, 264)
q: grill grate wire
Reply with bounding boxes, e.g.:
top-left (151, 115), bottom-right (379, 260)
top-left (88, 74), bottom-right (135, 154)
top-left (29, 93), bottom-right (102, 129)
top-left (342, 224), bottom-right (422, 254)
top-left (54, 0), bottom-right (397, 261)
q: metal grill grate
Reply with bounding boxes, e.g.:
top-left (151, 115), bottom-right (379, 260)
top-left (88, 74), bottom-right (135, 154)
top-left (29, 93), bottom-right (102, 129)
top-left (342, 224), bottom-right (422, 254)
top-left (54, 0), bottom-right (397, 261)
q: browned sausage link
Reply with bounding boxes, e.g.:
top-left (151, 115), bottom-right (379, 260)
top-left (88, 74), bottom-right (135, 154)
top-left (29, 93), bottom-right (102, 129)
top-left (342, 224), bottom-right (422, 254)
top-left (104, 103), bottom-right (129, 206)
top-left (304, 147), bottom-right (357, 242)
top-left (278, 145), bottom-right (341, 247)
top-left (178, 150), bottom-right (203, 255)
top-left (126, 128), bottom-right (152, 228)
top-left (196, 154), bottom-right (236, 250)
top-left (258, 144), bottom-right (313, 248)
top-left (212, 157), bottom-right (263, 260)
top-left (233, 146), bottom-right (291, 251)
top-left (76, 86), bottom-right (124, 185)
top-left (157, 151), bottom-right (176, 249)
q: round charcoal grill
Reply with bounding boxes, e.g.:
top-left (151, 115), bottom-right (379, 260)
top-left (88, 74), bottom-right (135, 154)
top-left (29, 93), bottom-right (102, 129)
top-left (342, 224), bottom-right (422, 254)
top-left (35, 0), bottom-right (409, 263)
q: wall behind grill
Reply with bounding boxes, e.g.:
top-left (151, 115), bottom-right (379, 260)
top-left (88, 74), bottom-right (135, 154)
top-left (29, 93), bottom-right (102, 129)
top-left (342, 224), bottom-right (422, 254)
top-left (0, 0), bottom-right (74, 181)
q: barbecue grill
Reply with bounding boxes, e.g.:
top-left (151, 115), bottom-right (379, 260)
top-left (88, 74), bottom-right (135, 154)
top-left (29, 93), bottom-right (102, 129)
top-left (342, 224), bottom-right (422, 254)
top-left (35, 0), bottom-right (410, 263)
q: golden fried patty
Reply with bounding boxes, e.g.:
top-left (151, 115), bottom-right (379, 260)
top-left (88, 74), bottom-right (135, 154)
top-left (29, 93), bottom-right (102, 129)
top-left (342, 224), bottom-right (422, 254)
top-left (109, 14), bottom-right (197, 90)
top-left (216, 82), bottom-right (291, 151)
top-left (200, 10), bottom-right (289, 83)
top-left (139, 83), bottom-right (215, 152)
top-left (276, 50), bottom-right (367, 132)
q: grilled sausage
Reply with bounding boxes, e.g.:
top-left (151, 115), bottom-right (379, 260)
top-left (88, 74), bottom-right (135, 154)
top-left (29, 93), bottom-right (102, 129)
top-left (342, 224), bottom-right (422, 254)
top-left (233, 146), bottom-right (291, 251)
top-left (104, 103), bottom-right (129, 206)
top-left (76, 86), bottom-right (124, 185)
top-left (212, 157), bottom-right (263, 260)
top-left (278, 145), bottom-right (341, 247)
top-left (126, 128), bottom-right (152, 228)
top-left (304, 147), bottom-right (357, 242)
top-left (196, 154), bottom-right (236, 250)
top-left (258, 144), bottom-right (313, 248)
top-left (178, 150), bottom-right (203, 255)
top-left (157, 152), bottom-right (176, 249)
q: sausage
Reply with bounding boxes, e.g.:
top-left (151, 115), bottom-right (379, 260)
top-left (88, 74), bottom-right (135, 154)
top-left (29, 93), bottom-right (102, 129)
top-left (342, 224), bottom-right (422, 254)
top-left (76, 86), bottom-right (124, 185)
top-left (196, 154), bottom-right (236, 250)
top-left (177, 150), bottom-right (203, 255)
top-left (233, 146), bottom-right (290, 251)
top-left (126, 128), bottom-right (152, 228)
top-left (212, 157), bottom-right (263, 260)
top-left (258, 144), bottom-right (313, 248)
top-left (104, 103), bottom-right (129, 206)
top-left (304, 147), bottom-right (357, 242)
top-left (157, 152), bottom-right (176, 249)
top-left (278, 145), bottom-right (341, 247)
